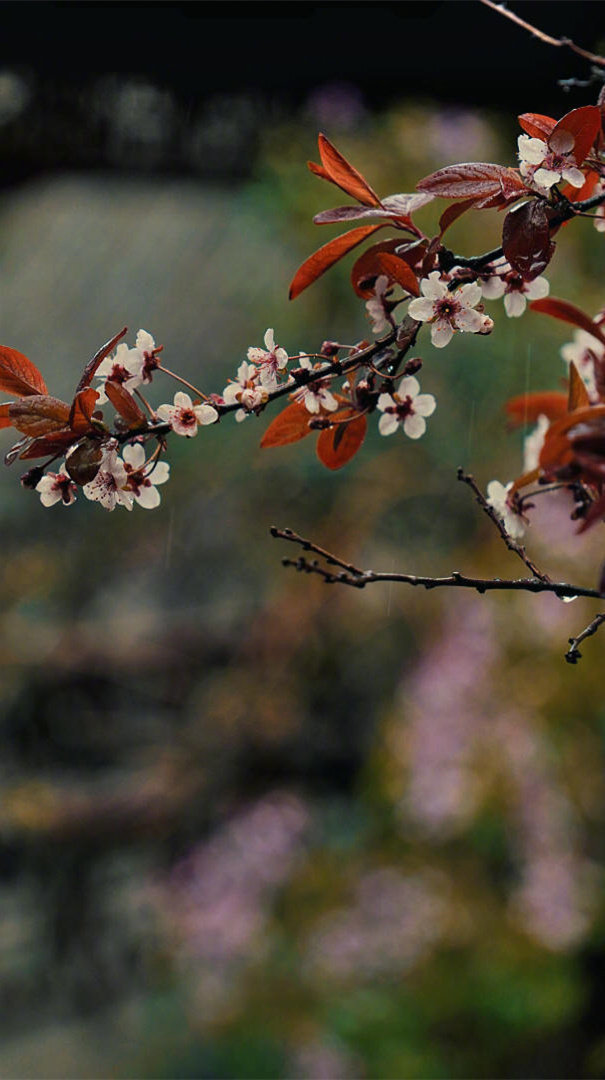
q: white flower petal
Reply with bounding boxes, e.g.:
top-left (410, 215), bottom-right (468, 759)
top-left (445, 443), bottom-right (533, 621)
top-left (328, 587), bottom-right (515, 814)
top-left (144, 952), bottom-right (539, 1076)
top-left (518, 135), bottom-right (547, 164)
top-left (407, 297), bottom-right (435, 322)
top-left (378, 412), bottom-right (399, 436)
top-left (403, 413), bottom-right (426, 439)
top-left (525, 276), bottom-right (550, 300)
top-left (504, 291), bottom-right (527, 318)
top-left (122, 443), bottom-right (146, 469)
top-left (377, 393), bottom-right (394, 412)
top-left (481, 276), bottom-right (506, 299)
top-left (150, 462), bottom-right (170, 485)
top-left (414, 393), bottom-right (436, 417)
top-left (533, 167), bottom-right (561, 189)
top-left (173, 391), bottom-right (193, 409)
top-left (263, 328), bottom-right (276, 351)
top-left (430, 321), bottom-right (454, 348)
top-left (454, 308), bottom-right (483, 332)
top-left (561, 166), bottom-right (585, 189)
top-left (397, 375), bottom-right (420, 399)
top-left (457, 282), bottom-right (482, 307)
top-left (194, 404), bottom-right (219, 425)
top-left (549, 129), bottom-right (574, 155)
top-left (420, 272), bottom-right (448, 300)
top-left (135, 484), bottom-right (161, 509)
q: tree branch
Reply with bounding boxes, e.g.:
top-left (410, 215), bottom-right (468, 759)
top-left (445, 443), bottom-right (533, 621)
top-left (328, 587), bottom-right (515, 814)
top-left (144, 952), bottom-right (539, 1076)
top-left (456, 468), bottom-right (551, 581)
top-left (479, 0), bottom-right (605, 67)
top-left (565, 612), bottom-right (605, 663)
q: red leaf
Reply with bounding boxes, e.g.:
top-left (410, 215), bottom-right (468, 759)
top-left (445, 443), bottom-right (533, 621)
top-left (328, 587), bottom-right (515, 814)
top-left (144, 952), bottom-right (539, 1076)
top-left (289, 224), bottom-right (385, 300)
top-left (351, 239), bottom-right (427, 298)
top-left (9, 395), bottom-right (71, 436)
top-left (528, 297), bottom-right (605, 345)
top-left (416, 162), bottom-right (526, 206)
top-left (0, 402), bottom-right (15, 429)
top-left (375, 253), bottom-right (419, 296)
top-left (69, 387), bottom-right (100, 433)
top-left (316, 414), bottom-right (367, 470)
top-left (74, 327), bottom-right (128, 394)
top-left (539, 405), bottom-right (605, 471)
top-left (439, 198), bottom-right (476, 235)
top-left (502, 200), bottom-right (555, 280)
top-left (313, 193), bottom-right (432, 227)
top-left (260, 401), bottom-right (312, 448)
top-left (315, 133), bottom-right (381, 207)
top-left (103, 381), bottom-right (146, 428)
top-left (64, 438), bottom-right (104, 484)
top-left (506, 391), bottom-right (568, 427)
top-left (568, 361), bottom-right (591, 412)
top-left (550, 106), bottom-right (601, 165)
top-left (518, 113), bottom-right (557, 140)
top-left (0, 346), bottom-right (48, 397)
top-left (18, 431), bottom-right (78, 460)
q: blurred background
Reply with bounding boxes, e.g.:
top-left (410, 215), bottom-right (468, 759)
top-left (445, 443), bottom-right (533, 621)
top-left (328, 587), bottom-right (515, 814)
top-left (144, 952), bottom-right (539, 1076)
top-left (1, 2), bottom-right (605, 1076)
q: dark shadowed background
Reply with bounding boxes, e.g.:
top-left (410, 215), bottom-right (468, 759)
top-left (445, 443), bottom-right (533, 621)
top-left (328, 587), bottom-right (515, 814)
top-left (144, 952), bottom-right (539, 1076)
top-left (1, 3), bottom-right (605, 1078)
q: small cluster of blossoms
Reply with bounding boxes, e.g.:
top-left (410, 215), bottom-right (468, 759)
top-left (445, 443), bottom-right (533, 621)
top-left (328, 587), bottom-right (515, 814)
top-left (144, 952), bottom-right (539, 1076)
top-left (481, 262), bottom-right (550, 318)
top-left (33, 329), bottom-right (221, 512)
top-left (37, 442), bottom-right (170, 512)
top-left (517, 131), bottom-right (585, 194)
top-left (221, 329), bottom-right (288, 421)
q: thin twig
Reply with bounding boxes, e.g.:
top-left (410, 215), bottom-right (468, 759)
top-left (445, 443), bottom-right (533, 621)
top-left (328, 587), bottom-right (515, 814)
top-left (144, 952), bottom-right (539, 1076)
top-left (456, 468), bottom-right (551, 581)
top-left (271, 527), bottom-right (599, 600)
top-left (565, 612), bottom-right (605, 663)
top-left (479, 0), bottom-right (605, 67)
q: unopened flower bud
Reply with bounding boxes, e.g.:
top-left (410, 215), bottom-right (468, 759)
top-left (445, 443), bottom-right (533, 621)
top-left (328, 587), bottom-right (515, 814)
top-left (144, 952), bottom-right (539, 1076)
top-left (321, 341), bottom-right (341, 357)
top-left (404, 357), bottom-right (423, 376)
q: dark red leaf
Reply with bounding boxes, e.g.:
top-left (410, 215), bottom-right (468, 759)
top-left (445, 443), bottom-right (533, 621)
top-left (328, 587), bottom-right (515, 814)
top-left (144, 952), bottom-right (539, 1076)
top-left (439, 198), bottom-right (477, 236)
top-left (351, 239), bottom-right (427, 298)
top-left (0, 402), bottom-right (15, 429)
top-left (416, 162), bottom-right (526, 206)
top-left (64, 438), bottom-right (104, 484)
top-left (260, 401), bottom-right (312, 448)
top-left (315, 133), bottom-right (381, 207)
top-left (0, 346), bottom-right (48, 398)
top-left (9, 395), bottom-right (71, 437)
top-left (69, 388), bottom-right (100, 433)
top-left (550, 106), bottom-right (601, 165)
top-left (568, 361), bottom-right (591, 412)
top-left (313, 192), bottom-right (432, 227)
top-left (502, 200), bottom-right (555, 280)
top-left (528, 297), bottom-right (605, 345)
top-left (518, 113), bottom-right (557, 140)
top-left (74, 327), bottom-right (128, 394)
top-left (316, 414), bottom-right (367, 470)
top-left (103, 381), bottom-right (147, 428)
top-left (289, 224), bottom-right (385, 300)
top-left (375, 253), bottom-right (420, 296)
top-left (18, 431), bottom-right (78, 460)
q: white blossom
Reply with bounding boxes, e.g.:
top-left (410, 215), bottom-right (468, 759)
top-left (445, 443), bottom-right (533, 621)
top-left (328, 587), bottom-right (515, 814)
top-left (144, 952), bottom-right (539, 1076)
top-left (95, 342), bottom-right (144, 404)
top-left (223, 361), bottom-right (266, 421)
top-left (407, 272), bottom-right (491, 348)
top-left (518, 132), bottom-right (585, 193)
top-left (83, 449), bottom-right (133, 512)
top-left (292, 357), bottom-right (339, 415)
top-left (376, 375), bottom-right (436, 439)
top-left (365, 275), bottom-right (390, 335)
top-left (486, 480), bottom-right (526, 539)
top-left (247, 328), bottom-right (289, 390)
top-left (523, 414), bottom-right (550, 472)
top-left (157, 391), bottom-right (218, 436)
top-left (561, 329), bottom-right (604, 401)
top-left (482, 267), bottom-right (549, 317)
top-left (122, 443), bottom-right (170, 509)
top-left (35, 465), bottom-right (77, 507)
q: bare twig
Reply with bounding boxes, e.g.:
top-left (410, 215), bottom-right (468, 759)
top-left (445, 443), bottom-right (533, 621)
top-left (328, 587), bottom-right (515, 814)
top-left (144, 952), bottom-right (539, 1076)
top-left (565, 612), bottom-right (605, 664)
top-left (457, 468), bottom-right (551, 581)
top-left (271, 527), bottom-right (599, 601)
top-left (479, 0), bottom-right (605, 67)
